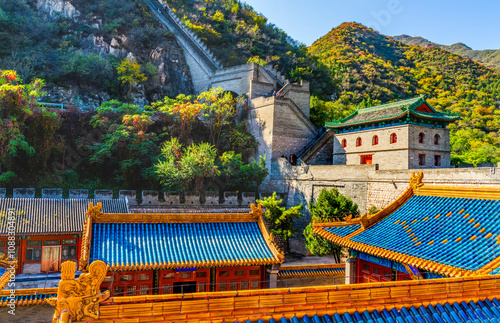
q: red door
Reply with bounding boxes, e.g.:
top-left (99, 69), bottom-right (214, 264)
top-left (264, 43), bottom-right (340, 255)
top-left (357, 259), bottom-right (392, 283)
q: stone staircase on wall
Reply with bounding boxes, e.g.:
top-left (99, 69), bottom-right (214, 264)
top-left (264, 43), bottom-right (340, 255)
top-left (147, 0), bottom-right (222, 93)
top-left (148, 0), bottom-right (293, 96)
top-left (150, 0), bottom-right (222, 70)
top-left (1, 188), bottom-right (287, 209)
top-left (264, 65), bottom-right (287, 88)
top-left (297, 129), bottom-right (334, 165)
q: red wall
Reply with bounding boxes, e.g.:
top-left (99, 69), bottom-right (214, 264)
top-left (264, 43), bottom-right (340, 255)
top-left (356, 258), bottom-right (411, 283)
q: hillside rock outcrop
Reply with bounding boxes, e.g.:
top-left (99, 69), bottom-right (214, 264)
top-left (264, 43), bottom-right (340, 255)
top-left (37, 0), bottom-right (80, 20)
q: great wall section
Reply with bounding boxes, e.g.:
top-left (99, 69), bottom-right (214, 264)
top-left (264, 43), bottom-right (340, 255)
top-left (147, 0), bottom-right (222, 93)
top-left (0, 188), bottom-right (285, 212)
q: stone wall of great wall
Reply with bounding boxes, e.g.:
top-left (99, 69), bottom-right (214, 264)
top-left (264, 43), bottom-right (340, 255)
top-left (147, 0), bottom-right (222, 93)
top-left (0, 188), bottom-right (287, 211)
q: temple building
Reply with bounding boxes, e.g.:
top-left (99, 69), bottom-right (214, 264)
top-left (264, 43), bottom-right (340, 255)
top-left (79, 203), bottom-right (284, 296)
top-left (313, 172), bottom-right (500, 283)
top-left (0, 198), bottom-right (128, 275)
top-left (326, 96), bottom-right (460, 169)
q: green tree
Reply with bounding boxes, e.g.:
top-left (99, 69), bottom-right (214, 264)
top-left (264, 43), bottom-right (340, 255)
top-left (218, 152), bottom-right (268, 191)
top-left (0, 70), bottom-right (49, 184)
top-left (211, 10), bottom-right (225, 23)
top-left (88, 100), bottom-right (157, 188)
top-left (257, 192), bottom-right (303, 246)
top-left (247, 56), bottom-right (266, 66)
top-left (151, 94), bottom-right (202, 141)
top-left (198, 87), bottom-right (236, 149)
top-left (117, 58), bottom-right (147, 85)
top-left (154, 138), bottom-right (219, 192)
top-left (304, 188), bottom-right (359, 261)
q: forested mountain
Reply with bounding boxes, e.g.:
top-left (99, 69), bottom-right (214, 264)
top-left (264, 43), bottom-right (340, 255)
top-left (165, 3), bottom-right (500, 164)
top-left (394, 35), bottom-right (500, 69)
top-left (0, 0), bottom-right (268, 192)
top-left (307, 23), bottom-right (500, 165)
top-left (1, 0), bottom-right (500, 194)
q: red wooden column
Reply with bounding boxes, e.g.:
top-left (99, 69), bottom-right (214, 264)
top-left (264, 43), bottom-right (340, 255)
top-left (17, 237), bottom-right (25, 275)
top-left (76, 236), bottom-right (82, 263)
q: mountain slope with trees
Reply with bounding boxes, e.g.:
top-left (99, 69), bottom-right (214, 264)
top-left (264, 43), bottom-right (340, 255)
top-left (165, 0), bottom-right (334, 96)
top-left (0, 70), bottom-right (266, 194)
top-left (308, 22), bottom-right (500, 165)
top-left (0, 0), bottom-right (193, 105)
top-left (394, 35), bottom-right (500, 70)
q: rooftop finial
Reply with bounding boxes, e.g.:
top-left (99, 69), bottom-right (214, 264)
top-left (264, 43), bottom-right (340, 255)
top-left (86, 202), bottom-right (103, 221)
top-left (409, 171), bottom-right (424, 191)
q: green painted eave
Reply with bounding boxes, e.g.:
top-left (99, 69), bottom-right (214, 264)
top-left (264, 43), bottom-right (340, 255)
top-left (325, 95), bottom-right (460, 129)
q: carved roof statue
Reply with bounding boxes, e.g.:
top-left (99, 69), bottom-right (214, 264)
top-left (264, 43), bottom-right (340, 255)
top-left (48, 260), bottom-right (109, 322)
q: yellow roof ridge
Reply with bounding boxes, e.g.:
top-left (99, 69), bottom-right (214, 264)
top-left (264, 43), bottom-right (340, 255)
top-left (96, 212), bottom-right (259, 223)
top-left (0, 287), bottom-right (58, 297)
top-left (50, 259), bottom-right (500, 322)
top-left (90, 274), bottom-right (500, 322)
top-left (415, 185), bottom-right (500, 200)
top-left (316, 172), bottom-right (423, 239)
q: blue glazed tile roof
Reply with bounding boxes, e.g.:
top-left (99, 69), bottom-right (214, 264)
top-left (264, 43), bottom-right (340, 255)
top-left (91, 221), bottom-right (279, 268)
top-left (324, 224), bottom-right (360, 237)
top-left (236, 298), bottom-right (500, 323)
top-left (0, 267), bottom-right (6, 276)
top-left (350, 195), bottom-right (500, 273)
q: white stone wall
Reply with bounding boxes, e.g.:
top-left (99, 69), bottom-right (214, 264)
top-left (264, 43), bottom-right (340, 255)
top-left (248, 98), bottom-right (275, 181)
top-left (250, 97), bottom-right (318, 191)
top-left (211, 64), bottom-right (255, 96)
top-left (211, 63), bottom-right (277, 98)
top-left (408, 126), bottom-right (451, 168)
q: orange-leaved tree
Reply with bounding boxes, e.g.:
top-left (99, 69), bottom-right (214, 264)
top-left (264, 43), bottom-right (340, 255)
top-left (151, 94), bottom-right (203, 141)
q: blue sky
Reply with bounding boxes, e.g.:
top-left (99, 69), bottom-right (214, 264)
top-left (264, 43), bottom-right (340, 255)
top-left (242, 0), bottom-right (499, 50)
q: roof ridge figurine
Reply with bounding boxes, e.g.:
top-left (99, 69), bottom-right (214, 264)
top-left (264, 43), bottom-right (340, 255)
top-left (47, 260), bottom-right (109, 322)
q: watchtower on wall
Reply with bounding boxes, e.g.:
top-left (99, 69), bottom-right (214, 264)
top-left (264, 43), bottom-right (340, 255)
top-left (148, 1), bottom-right (320, 190)
top-left (326, 96), bottom-right (460, 169)
top-left (211, 63), bottom-right (318, 190)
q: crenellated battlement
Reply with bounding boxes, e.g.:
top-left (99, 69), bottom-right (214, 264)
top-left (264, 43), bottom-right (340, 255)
top-left (3, 188), bottom-right (287, 209)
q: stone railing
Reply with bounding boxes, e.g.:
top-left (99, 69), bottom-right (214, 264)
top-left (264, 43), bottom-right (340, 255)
top-left (2, 188), bottom-right (287, 207)
top-left (151, 0), bottom-right (222, 71)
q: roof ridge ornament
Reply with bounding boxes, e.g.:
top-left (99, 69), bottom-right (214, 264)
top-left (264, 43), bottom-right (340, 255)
top-left (86, 202), bottom-right (103, 221)
top-left (250, 203), bottom-right (263, 220)
top-left (48, 260), bottom-right (109, 322)
top-left (410, 171), bottom-right (424, 191)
